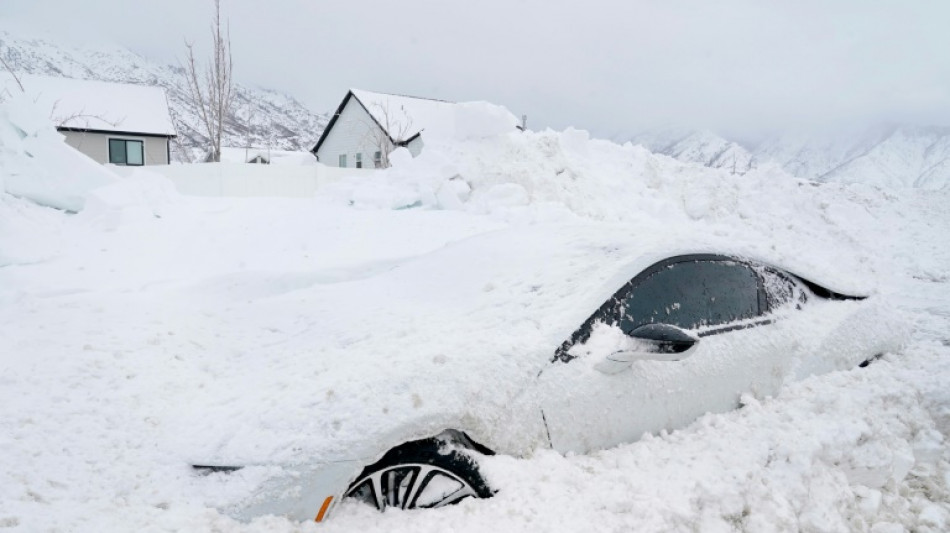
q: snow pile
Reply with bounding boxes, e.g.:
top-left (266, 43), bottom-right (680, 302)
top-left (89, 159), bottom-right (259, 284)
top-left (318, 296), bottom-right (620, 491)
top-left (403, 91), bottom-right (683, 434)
top-left (79, 168), bottom-right (183, 230)
top-left (327, 126), bottom-right (942, 287)
top-left (0, 96), bottom-right (118, 211)
top-left (440, 101), bottom-right (521, 140)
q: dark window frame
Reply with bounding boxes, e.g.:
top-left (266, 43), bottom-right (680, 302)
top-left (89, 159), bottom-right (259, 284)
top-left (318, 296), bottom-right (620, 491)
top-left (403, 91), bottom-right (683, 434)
top-left (554, 254), bottom-right (773, 362)
top-left (108, 138), bottom-right (145, 166)
top-left (355, 152), bottom-right (363, 168)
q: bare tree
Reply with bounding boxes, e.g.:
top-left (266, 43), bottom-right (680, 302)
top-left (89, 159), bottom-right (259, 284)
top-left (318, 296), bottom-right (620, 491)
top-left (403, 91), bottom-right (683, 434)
top-left (362, 102), bottom-right (414, 168)
top-left (168, 107), bottom-right (196, 163)
top-left (183, 0), bottom-right (234, 163)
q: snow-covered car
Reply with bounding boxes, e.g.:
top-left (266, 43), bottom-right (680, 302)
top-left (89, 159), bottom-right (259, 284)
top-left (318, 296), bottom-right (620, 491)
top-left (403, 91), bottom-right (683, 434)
top-left (191, 227), bottom-right (906, 523)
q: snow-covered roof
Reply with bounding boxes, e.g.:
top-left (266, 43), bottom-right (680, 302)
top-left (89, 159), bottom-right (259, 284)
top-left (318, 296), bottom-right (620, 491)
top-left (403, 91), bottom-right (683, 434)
top-left (1, 74), bottom-right (176, 136)
top-left (350, 89), bottom-right (454, 142)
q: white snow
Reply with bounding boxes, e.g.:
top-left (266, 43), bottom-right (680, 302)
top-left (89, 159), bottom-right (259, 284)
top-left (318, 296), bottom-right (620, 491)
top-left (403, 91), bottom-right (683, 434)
top-left (1, 102), bottom-right (949, 533)
top-left (0, 96), bottom-right (118, 211)
top-left (633, 125), bottom-right (950, 189)
top-left (350, 88), bottom-right (519, 142)
top-left (2, 73), bottom-right (176, 136)
top-left (216, 146), bottom-right (317, 166)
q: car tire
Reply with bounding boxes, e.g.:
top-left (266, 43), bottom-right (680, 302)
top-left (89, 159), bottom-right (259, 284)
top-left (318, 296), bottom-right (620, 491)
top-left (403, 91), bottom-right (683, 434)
top-left (344, 432), bottom-right (493, 511)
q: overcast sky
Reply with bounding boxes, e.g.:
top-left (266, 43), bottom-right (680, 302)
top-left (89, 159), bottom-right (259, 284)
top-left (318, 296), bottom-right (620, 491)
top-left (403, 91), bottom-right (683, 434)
top-left (4, 0), bottom-right (950, 140)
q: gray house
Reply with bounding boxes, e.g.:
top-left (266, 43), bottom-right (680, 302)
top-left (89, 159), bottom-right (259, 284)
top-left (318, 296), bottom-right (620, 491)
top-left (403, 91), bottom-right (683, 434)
top-left (8, 75), bottom-right (177, 165)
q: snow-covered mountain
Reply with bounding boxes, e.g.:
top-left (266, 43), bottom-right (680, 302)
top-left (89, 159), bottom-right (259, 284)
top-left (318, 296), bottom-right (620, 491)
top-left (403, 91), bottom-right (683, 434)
top-left (631, 125), bottom-right (950, 189)
top-left (629, 129), bottom-right (758, 175)
top-left (0, 29), bottom-right (328, 162)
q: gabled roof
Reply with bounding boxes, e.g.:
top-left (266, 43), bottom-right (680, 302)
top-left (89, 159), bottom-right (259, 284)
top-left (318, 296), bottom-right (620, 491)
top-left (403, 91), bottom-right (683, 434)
top-left (2, 74), bottom-right (176, 136)
top-left (311, 89), bottom-right (457, 154)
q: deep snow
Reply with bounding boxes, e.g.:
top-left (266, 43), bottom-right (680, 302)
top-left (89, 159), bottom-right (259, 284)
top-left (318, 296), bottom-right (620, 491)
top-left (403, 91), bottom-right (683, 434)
top-left (1, 102), bottom-right (949, 532)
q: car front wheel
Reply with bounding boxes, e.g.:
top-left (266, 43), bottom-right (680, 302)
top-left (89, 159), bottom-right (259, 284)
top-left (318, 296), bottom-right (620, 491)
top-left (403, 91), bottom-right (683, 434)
top-left (344, 432), bottom-right (493, 511)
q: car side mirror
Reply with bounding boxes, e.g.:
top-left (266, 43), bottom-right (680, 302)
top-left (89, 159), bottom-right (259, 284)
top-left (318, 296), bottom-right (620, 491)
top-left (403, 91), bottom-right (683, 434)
top-left (594, 323), bottom-right (699, 374)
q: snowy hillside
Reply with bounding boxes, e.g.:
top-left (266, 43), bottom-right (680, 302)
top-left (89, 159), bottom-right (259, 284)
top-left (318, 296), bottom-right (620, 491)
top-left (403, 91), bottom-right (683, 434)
top-left (0, 28), bottom-right (328, 161)
top-left (632, 126), bottom-right (950, 189)
top-left (629, 129), bottom-right (757, 175)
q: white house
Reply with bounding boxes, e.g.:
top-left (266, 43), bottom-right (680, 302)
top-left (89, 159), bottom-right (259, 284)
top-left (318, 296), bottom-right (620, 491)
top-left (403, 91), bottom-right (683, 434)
top-left (2, 74), bottom-right (177, 165)
top-left (312, 89), bottom-right (520, 169)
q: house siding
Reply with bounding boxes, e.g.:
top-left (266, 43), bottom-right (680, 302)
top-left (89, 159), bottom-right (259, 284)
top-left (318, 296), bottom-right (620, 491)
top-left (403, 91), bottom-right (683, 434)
top-left (316, 100), bottom-right (396, 168)
top-left (60, 130), bottom-right (170, 165)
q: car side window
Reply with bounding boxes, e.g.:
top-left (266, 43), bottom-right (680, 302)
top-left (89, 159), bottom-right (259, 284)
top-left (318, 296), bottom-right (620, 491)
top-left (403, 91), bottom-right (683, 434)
top-left (554, 255), bottom-right (786, 363)
top-left (617, 260), bottom-right (762, 334)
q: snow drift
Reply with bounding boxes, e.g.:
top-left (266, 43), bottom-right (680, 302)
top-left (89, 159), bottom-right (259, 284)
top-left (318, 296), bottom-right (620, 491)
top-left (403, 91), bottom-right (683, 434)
top-left (0, 96), bottom-right (117, 211)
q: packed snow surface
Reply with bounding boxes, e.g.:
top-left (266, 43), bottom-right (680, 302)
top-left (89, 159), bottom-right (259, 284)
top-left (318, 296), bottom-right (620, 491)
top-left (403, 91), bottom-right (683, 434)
top-left (1, 102), bottom-right (949, 532)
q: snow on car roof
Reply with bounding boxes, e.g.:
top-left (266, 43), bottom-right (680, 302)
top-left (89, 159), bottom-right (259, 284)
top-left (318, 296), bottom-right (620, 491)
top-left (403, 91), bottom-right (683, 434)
top-left (2, 74), bottom-right (176, 136)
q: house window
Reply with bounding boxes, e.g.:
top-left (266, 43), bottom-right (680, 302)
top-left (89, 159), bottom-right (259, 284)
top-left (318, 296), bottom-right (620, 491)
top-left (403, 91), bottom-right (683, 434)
top-left (355, 153), bottom-right (362, 168)
top-left (374, 151), bottom-right (382, 168)
top-left (339, 154), bottom-right (347, 167)
top-left (108, 139), bottom-right (144, 166)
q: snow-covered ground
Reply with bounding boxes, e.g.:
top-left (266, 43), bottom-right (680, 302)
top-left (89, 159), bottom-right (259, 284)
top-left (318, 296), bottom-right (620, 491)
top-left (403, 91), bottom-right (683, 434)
top-left (1, 103), bottom-right (949, 532)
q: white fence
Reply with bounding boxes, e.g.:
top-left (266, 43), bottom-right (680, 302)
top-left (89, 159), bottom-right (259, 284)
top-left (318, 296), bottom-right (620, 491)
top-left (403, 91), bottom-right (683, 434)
top-left (112, 162), bottom-right (375, 198)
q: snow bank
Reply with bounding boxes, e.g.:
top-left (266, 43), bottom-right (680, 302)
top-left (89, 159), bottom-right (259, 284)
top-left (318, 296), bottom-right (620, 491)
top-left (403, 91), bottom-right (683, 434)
top-left (324, 126), bottom-right (942, 289)
top-left (0, 96), bottom-right (118, 211)
top-left (437, 101), bottom-right (521, 140)
top-left (78, 168), bottom-right (183, 230)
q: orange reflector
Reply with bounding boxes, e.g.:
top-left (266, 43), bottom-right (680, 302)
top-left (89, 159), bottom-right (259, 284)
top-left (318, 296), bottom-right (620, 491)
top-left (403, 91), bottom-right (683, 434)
top-left (315, 496), bottom-right (334, 522)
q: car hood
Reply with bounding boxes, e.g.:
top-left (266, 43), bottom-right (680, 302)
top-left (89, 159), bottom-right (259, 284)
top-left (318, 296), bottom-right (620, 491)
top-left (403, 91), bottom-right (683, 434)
top-left (168, 222), bottom-right (877, 465)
